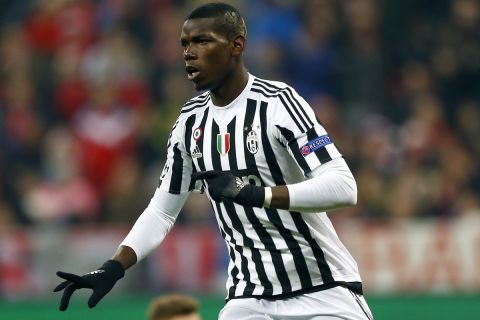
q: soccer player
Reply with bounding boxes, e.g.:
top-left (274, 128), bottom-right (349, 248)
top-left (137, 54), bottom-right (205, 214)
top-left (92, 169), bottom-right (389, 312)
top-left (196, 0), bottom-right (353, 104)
top-left (54, 2), bottom-right (373, 319)
top-left (148, 294), bottom-right (201, 320)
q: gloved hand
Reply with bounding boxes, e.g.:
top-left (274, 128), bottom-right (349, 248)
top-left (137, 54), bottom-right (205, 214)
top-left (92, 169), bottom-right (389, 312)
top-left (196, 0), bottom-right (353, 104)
top-left (53, 260), bottom-right (125, 311)
top-left (192, 170), bottom-right (265, 207)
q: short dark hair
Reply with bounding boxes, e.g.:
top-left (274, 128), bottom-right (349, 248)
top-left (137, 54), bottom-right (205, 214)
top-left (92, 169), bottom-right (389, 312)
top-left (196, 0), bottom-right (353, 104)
top-left (186, 2), bottom-right (247, 39)
top-left (148, 294), bottom-right (199, 320)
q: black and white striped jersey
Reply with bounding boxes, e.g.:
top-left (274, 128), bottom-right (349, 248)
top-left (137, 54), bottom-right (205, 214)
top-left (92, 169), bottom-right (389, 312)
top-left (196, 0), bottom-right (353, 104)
top-left (158, 74), bottom-right (362, 300)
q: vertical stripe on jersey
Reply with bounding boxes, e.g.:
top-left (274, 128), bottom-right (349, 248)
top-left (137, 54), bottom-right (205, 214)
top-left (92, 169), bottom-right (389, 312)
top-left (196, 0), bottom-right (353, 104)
top-left (275, 125), bottom-right (311, 175)
top-left (261, 102), bottom-right (334, 284)
top-left (259, 101), bottom-right (313, 289)
top-left (243, 99), bottom-right (292, 292)
top-left (184, 114), bottom-right (195, 157)
top-left (224, 117), bottom-right (273, 295)
top-left (243, 100), bottom-right (292, 293)
top-left (210, 121), bottom-right (221, 170)
top-left (289, 212), bottom-right (335, 283)
top-left (169, 143), bottom-right (183, 194)
top-left (184, 114), bottom-right (196, 190)
top-left (165, 118), bottom-right (179, 150)
top-left (223, 201), bottom-right (256, 296)
top-left (195, 108), bottom-right (209, 172)
top-left (211, 119), bottom-right (255, 296)
top-left (227, 120), bottom-right (238, 171)
top-left (208, 119), bottom-right (240, 298)
top-left (223, 101), bottom-right (274, 295)
top-left (259, 102), bottom-right (284, 181)
top-left (306, 127), bottom-right (332, 164)
top-left (213, 201), bottom-right (241, 298)
top-left (244, 99), bottom-right (257, 130)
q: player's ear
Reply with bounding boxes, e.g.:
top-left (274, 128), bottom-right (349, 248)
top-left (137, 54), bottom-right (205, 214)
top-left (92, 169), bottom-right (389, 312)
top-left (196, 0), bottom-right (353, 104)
top-left (231, 35), bottom-right (245, 57)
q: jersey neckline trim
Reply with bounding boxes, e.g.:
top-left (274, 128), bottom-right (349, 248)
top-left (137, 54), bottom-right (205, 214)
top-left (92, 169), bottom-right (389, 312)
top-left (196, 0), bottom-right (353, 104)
top-left (210, 73), bottom-right (255, 110)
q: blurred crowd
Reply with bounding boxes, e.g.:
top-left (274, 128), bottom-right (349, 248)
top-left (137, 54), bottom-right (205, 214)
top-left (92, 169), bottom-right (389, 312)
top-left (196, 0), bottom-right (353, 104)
top-left (1, 0), bottom-right (479, 229)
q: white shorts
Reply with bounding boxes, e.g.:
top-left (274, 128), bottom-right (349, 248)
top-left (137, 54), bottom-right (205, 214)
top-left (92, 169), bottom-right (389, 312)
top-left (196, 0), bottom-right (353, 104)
top-left (218, 286), bottom-right (373, 320)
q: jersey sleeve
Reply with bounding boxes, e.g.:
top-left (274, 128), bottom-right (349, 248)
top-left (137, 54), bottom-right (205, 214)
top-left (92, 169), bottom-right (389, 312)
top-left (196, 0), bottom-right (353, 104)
top-left (158, 115), bottom-right (198, 194)
top-left (120, 188), bottom-right (189, 261)
top-left (270, 86), bottom-right (342, 177)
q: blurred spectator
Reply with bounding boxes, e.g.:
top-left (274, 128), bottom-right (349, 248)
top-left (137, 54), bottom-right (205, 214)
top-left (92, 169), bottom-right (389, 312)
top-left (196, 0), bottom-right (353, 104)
top-left (0, 25), bottom-right (32, 75)
top-left (21, 127), bottom-right (99, 224)
top-left (340, 0), bottom-right (387, 119)
top-left (53, 43), bottom-right (88, 121)
top-left (455, 100), bottom-right (480, 158)
top-left (286, 0), bottom-right (340, 99)
top-left (103, 155), bottom-right (149, 223)
top-left (73, 82), bottom-right (139, 194)
top-left (0, 201), bottom-right (18, 233)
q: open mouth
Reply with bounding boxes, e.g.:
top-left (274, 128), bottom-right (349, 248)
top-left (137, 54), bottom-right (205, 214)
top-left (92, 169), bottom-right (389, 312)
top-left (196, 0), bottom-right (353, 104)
top-left (186, 66), bottom-right (200, 81)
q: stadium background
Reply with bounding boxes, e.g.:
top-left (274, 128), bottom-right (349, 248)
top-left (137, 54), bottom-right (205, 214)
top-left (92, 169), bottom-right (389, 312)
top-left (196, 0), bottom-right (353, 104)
top-left (0, 0), bottom-right (479, 319)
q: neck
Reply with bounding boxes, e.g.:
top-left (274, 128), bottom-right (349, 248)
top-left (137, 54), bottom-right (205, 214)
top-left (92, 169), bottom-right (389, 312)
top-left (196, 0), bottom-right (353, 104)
top-left (210, 66), bottom-right (248, 106)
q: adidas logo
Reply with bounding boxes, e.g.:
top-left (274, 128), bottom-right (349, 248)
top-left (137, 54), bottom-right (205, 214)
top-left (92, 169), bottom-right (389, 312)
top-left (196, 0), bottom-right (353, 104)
top-left (88, 270), bottom-right (105, 275)
top-left (192, 145), bottom-right (202, 159)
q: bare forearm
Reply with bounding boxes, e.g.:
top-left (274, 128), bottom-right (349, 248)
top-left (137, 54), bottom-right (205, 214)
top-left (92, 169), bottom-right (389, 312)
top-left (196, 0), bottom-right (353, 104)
top-left (112, 245), bottom-right (137, 270)
top-left (270, 185), bottom-right (289, 209)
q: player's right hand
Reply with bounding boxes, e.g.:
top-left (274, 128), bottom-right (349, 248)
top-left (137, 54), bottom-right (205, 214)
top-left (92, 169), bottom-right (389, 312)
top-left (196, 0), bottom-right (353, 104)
top-left (192, 170), bottom-right (265, 207)
top-left (192, 170), bottom-right (242, 202)
top-left (53, 260), bottom-right (125, 311)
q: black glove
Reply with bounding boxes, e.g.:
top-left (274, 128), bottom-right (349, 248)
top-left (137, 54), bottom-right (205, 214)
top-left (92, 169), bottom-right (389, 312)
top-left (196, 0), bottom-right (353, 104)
top-left (53, 260), bottom-right (125, 311)
top-left (192, 170), bottom-right (265, 207)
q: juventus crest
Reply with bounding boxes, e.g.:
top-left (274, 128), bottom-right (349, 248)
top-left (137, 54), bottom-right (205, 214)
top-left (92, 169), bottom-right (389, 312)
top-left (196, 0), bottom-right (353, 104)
top-left (246, 130), bottom-right (259, 154)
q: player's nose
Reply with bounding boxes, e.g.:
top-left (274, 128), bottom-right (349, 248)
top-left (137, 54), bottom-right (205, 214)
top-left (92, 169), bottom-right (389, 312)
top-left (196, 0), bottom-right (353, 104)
top-left (183, 46), bottom-right (196, 60)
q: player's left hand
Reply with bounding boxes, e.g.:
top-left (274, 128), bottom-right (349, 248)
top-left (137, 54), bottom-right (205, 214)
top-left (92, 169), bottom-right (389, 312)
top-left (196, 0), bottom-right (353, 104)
top-left (53, 260), bottom-right (124, 311)
top-left (192, 170), bottom-right (265, 207)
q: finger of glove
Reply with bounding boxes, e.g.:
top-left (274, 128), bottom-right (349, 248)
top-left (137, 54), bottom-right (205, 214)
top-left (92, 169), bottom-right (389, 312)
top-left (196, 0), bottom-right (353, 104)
top-left (56, 271), bottom-right (90, 288)
top-left (53, 280), bottom-right (71, 292)
top-left (59, 283), bottom-right (77, 311)
top-left (191, 170), bottom-right (222, 181)
top-left (208, 187), bottom-right (224, 202)
top-left (88, 287), bottom-right (109, 308)
top-left (210, 194), bottom-right (224, 202)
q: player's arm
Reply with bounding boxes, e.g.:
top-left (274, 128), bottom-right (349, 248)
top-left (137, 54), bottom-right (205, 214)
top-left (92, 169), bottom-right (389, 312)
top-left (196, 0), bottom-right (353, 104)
top-left (111, 245), bottom-right (137, 270)
top-left (270, 157), bottom-right (357, 212)
top-left (267, 84), bottom-right (357, 212)
top-left (106, 185), bottom-right (187, 270)
top-left (54, 114), bottom-right (193, 311)
top-left (53, 189), bottom-right (189, 311)
top-left (191, 157), bottom-right (356, 211)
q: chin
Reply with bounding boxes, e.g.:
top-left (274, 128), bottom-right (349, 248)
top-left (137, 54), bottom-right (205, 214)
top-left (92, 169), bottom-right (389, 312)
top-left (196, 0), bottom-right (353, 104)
top-left (193, 81), bottom-right (211, 92)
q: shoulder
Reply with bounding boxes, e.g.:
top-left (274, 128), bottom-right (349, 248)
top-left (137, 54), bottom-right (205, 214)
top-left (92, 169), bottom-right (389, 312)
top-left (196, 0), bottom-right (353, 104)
top-left (250, 76), bottom-right (309, 115)
top-left (180, 91), bottom-right (211, 116)
top-left (251, 76), bottom-right (316, 133)
top-left (169, 92), bottom-right (210, 135)
top-left (251, 76), bottom-right (298, 97)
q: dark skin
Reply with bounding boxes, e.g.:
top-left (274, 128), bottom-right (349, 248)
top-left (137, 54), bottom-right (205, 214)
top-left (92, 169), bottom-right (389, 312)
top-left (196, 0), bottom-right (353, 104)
top-left (181, 17), bottom-right (248, 105)
top-left (112, 17), bottom-right (289, 270)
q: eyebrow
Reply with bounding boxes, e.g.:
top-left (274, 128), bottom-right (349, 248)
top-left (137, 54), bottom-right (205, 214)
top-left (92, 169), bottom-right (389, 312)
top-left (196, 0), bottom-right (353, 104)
top-left (180, 34), bottom-right (212, 43)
